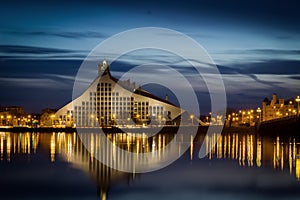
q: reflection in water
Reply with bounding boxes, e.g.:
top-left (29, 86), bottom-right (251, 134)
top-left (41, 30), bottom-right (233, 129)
top-left (204, 132), bottom-right (300, 180)
top-left (0, 132), bottom-right (39, 161)
top-left (1, 131), bottom-right (300, 199)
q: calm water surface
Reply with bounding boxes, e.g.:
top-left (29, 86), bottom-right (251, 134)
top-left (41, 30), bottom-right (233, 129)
top-left (1, 130), bottom-right (300, 200)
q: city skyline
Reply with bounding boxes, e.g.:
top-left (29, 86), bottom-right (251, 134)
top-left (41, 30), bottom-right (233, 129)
top-left (1, 0), bottom-right (300, 113)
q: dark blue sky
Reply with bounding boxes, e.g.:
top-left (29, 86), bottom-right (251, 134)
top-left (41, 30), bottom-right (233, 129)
top-left (1, 0), bottom-right (300, 113)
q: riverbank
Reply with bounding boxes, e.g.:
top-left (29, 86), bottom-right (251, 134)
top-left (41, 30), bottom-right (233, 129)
top-left (0, 125), bottom-right (255, 134)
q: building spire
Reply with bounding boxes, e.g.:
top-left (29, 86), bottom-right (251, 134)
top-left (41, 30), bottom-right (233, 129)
top-left (98, 59), bottom-right (108, 75)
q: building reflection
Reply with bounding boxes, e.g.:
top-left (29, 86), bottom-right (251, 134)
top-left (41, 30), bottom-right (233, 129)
top-left (42, 131), bottom-right (176, 199)
top-left (1, 131), bottom-right (300, 198)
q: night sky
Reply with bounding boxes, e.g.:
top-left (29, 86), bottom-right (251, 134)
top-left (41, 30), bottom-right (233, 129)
top-left (1, 0), bottom-right (300, 113)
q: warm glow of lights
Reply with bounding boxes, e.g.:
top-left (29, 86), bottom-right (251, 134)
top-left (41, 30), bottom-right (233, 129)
top-left (289, 141), bottom-right (293, 175)
top-left (3, 130), bottom-right (300, 182)
top-left (247, 135), bottom-right (253, 167)
top-left (296, 156), bottom-right (300, 180)
top-left (217, 135), bottom-right (222, 159)
top-left (190, 135), bottom-right (193, 160)
top-left (256, 137), bottom-right (261, 167)
top-left (241, 136), bottom-right (246, 166)
top-left (0, 136), bottom-right (3, 161)
top-left (91, 134), bottom-right (94, 158)
top-left (7, 134), bottom-right (11, 161)
top-left (50, 134), bottom-right (55, 162)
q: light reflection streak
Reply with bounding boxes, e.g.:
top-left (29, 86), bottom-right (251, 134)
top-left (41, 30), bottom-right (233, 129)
top-left (50, 133), bottom-right (55, 162)
top-left (190, 135), bottom-right (193, 161)
top-left (0, 132), bottom-right (40, 162)
top-left (0, 130), bottom-right (300, 199)
top-left (256, 137), bottom-right (261, 167)
top-left (204, 132), bottom-right (300, 180)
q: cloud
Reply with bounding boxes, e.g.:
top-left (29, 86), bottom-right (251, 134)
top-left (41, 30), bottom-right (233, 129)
top-left (45, 74), bottom-right (76, 81)
top-left (218, 48), bottom-right (300, 56)
top-left (8, 30), bottom-right (107, 39)
top-left (0, 45), bottom-right (87, 60)
top-left (0, 77), bottom-right (72, 89)
top-left (248, 49), bottom-right (300, 55)
top-left (213, 49), bottom-right (300, 65)
top-left (0, 45), bottom-right (74, 54)
top-left (230, 59), bottom-right (300, 74)
top-left (288, 76), bottom-right (300, 80)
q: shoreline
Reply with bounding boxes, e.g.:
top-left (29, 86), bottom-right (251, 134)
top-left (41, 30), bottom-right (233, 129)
top-left (1, 126), bottom-right (299, 137)
top-left (0, 125), bottom-right (253, 134)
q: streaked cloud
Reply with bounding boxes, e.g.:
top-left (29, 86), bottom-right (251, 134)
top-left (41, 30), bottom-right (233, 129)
top-left (7, 30), bottom-right (107, 39)
top-left (0, 76), bottom-right (72, 89)
top-left (0, 45), bottom-right (87, 60)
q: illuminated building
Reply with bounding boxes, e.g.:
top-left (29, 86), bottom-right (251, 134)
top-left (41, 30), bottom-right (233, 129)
top-left (40, 108), bottom-right (58, 127)
top-left (54, 60), bottom-right (183, 127)
top-left (262, 93), bottom-right (297, 121)
top-left (0, 106), bottom-right (25, 127)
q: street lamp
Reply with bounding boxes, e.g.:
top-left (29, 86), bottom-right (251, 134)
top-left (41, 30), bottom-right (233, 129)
top-left (190, 114), bottom-right (194, 125)
top-left (242, 111), bottom-right (245, 123)
top-left (296, 96), bottom-right (300, 118)
top-left (256, 107), bottom-right (262, 123)
top-left (50, 114), bottom-right (55, 127)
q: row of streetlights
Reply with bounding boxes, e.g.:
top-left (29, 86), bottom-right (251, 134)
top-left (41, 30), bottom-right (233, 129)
top-left (229, 95), bottom-right (300, 125)
top-left (0, 114), bottom-right (36, 127)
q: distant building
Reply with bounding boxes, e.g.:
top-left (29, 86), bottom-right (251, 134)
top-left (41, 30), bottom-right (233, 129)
top-left (54, 60), bottom-right (184, 127)
top-left (262, 93), bottom-right (297, 121)
top-left (0, 106), bottom-right (25, 127)
top-left (40, 108), bottom-right (58, 127)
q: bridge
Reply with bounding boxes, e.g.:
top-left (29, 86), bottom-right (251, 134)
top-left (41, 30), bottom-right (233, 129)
top-left (258, 115), bottom-right (300, 134)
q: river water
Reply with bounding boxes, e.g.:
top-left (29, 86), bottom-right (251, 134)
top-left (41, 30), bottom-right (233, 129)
top-left (1, 130), bottom-right (300, 200)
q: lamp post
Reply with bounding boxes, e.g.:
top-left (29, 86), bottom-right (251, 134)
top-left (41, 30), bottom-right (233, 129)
top-left (50, 114), bottom-right (55, 127)
top-left (242, 111), bottom-right (245, 123)
top-left (190, 114), bottom-right (194, 125)
top-left (296, 96), bottom-right (300, 118)
top-left (256, 107), bottom-right (262, 123)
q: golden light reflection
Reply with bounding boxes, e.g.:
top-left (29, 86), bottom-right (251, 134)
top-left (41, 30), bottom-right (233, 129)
top-left (231, 134), bottom-right (235, 159)
top-left (247, 135), bottom-right (253, 167)
top-left (217, 135), bottom-right (222, 159)
top-left (1, 131), bottom-right (300, 183)
top-left (296, 155), bottom-right (300, 180)
top-left (7, 134), bottom-right (11, 161)
top-left (256, 137), bottom-right (262, 167)
top-left (50, 133), bottom-right (55, 162)
top-left (0, 134), bottom-right (3, 161)
top-left (235, 134), bottom-right (238, 159)
top-left (0, 132), bottom-right (40, 162)
top-left (190, 135), bottom-right (193, 161)
top-left (203, 132), bottom-right (300, 180)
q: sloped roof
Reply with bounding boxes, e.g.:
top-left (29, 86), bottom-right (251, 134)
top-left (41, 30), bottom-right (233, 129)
top-left (103, 66), bottom-right (177, 107)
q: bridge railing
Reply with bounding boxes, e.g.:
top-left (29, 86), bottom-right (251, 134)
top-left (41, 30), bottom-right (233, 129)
top-left (260, 115), bottom-right (298, 125)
